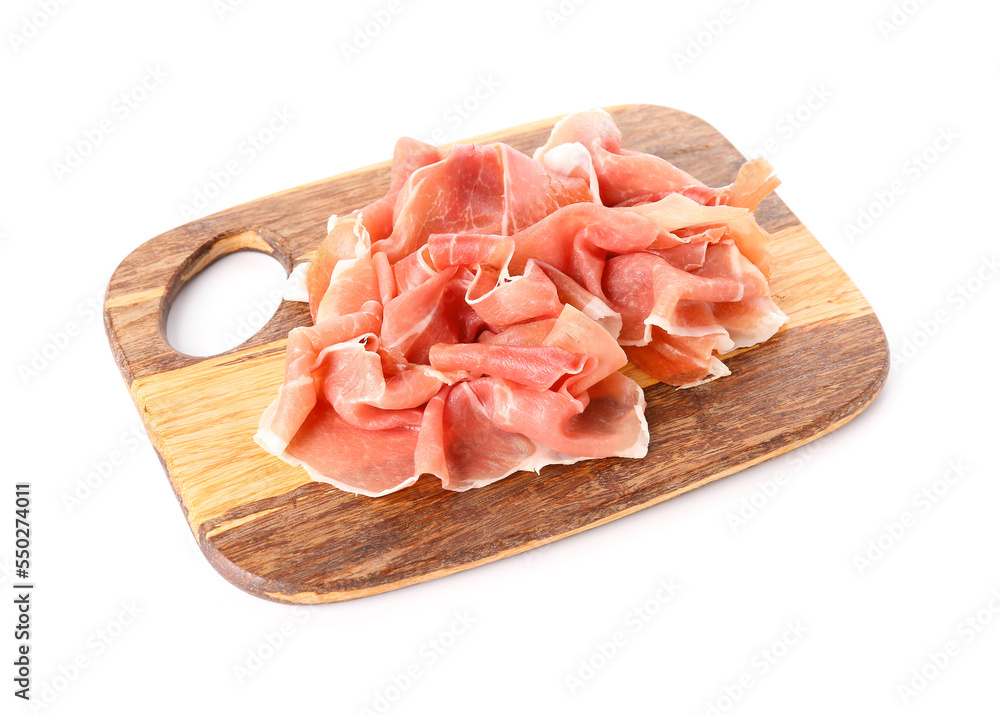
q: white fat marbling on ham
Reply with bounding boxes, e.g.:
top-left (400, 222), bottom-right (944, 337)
top-left (283, 262), bottom-right (311, 303)
top-left (537, 141), bottom-right (603, 205)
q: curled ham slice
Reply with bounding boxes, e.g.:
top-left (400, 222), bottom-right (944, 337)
top-left (533, 108), bottom-right (780, 214)
top-left (260, 110), bottom-right (787, 495)
top-left (371, 142), bottom-right (591, 263)
top-left (534, 108), bottom-right (704, 207)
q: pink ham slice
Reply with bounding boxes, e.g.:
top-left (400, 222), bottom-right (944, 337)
top-left (284, 402), bottom-right (422, 496)
top-left (465, 261), bottom-right (564, 330)
top-left (534, 108), bottom-right (704, 207)
top-left (315, 244), bottom-right (379, 324)
top-left (306, 139), bottom-right (444, 321)
top-left (375, 143), bottom-right (506, 263)
top-left (307, 215), bottom-right (367, 322)
top-left (255, 301), bottom-right (383, 457)
top-left (472, 371), bottom-right (647, 459)
top-left (426, 233), bottom-right (513, 271)
top-left (505, 202), bottom-right (668, 296)
top-left (428, 343), bottom-right (590, 392)
top-left (477, 319), bottom-right (558, 347)
top-left (426, 233), bottom-right (612, 334)
top-left (602, 241), bottom-right (772, 346)
top-left (392, 245), bottom-right (437, 293)
top-left (498, 143), bottom-right (593, 233)
top-left (532, 261), bottom-right (623, 340)
top-left (413, 304), bottom-right (648, 491)
top-left (413, 383), bottom-right (537, 492)
top-left (359, 137), bottom-right (446, 244)
top-left (380, 265), bottom-right (484, 364)
top-left (625, 328), bottom-right (726, 388)
top-left (316, 341), bottom-right (439, 430)
top-left (623, 193), bottom-right (775, 279)
top-left (534, 108), bottom-right (781, 214)
top-left (371, 142), bottom-right (591, 264)
top-left (711, 295), bottom-right (788, 349)
top-left (726, 158), bottom-right (782, 212)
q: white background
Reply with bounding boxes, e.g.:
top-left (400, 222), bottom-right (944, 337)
top-left (3, 0), bottom-right (999, 713)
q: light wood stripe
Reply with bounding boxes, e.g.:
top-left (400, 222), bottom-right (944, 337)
top-left (205, 506), bottom-right (287, 540)
top-left (105, 287), bottom-right (165, 309)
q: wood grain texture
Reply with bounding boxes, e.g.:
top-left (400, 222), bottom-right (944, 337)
top-left (104, 104), bottom-right (889, 603)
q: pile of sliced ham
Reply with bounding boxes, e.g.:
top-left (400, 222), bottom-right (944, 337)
top-left (255, 109), bottom-right (786, 496)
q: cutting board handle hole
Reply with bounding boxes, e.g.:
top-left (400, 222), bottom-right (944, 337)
top-left (164, 229), bottom-right (291, 357)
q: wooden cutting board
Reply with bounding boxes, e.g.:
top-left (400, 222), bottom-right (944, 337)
top-left (104, 104), bottom-right (888, 604)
